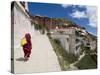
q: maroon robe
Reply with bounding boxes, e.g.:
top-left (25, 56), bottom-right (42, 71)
top-left (23, 33), bottom-right (32, 58)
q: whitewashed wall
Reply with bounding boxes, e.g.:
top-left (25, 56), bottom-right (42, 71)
top-left (14, 3), bottom-right (31, 49)
top-left (51, 35), bottom-right (70, 53)
top-left (90, 41), bottom-right (96, 50)
top-left (50, 28), bottom-right (76, 55)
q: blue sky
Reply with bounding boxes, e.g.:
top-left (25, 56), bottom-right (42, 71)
top-left (28, 2), bottom-right (97, 36)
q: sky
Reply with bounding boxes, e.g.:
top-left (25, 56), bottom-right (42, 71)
top-left (28, 2), bottom-right (97, 36)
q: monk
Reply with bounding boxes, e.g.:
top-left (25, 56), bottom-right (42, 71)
top-left (23, 33), bottom-right (32, 61)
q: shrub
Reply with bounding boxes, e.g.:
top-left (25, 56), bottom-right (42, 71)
top-left (49, 38), bottom-right (78, 70)
top-left (53, 39), bottom-right (61, 45)
top-left (34, 24), bottom-right (43, 30)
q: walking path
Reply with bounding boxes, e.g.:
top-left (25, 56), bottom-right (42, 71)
top-left (14, 32), bottom-right (61, 73)
top-left (69, 51), bottom-right (85, 70)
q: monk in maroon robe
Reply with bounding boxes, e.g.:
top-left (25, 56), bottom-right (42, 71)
top-left (23, 33), bottom-right (32, 61)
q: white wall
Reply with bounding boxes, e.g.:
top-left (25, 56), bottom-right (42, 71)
top-left (14, 3), bottom-right (31, 49)
top-left (51, 35), bottom-right (70, 53)
top-left (90, 41), bottom-right (96, 50)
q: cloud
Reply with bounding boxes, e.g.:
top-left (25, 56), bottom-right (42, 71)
top-left (70, 5), bottom-right (97, 28)
top-left (61, 4), bottom-right (72, 8)
top-left (61, 4), bottom-right (87, 19)
top-left (70, 10), bottom-right (87, 19)
top-left (61, 4), bottom-right (97, 28)
top-left (77, 5), bottom-right (86, 8)
top-left (86, 6), bottom-right (97, 28)
top-left (61, 4), bottom-right (85, 9)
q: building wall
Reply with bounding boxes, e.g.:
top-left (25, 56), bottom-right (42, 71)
top-left (14, 2), bottom-right (31, 49)
top-left (25, 2), bottom-right (29, 11)
top-left (68, 30), bottom-right (76, 55)
top-left (51, 34), bottom-right (70, 53)
top-left (50, 28), bottom-right (76, 55)
top-left (90, 40), bottom-right (97, 50)
top-left (44, 17), bottom-right (51, 30)
top-left (33, 16), bottom-right (68, 30)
